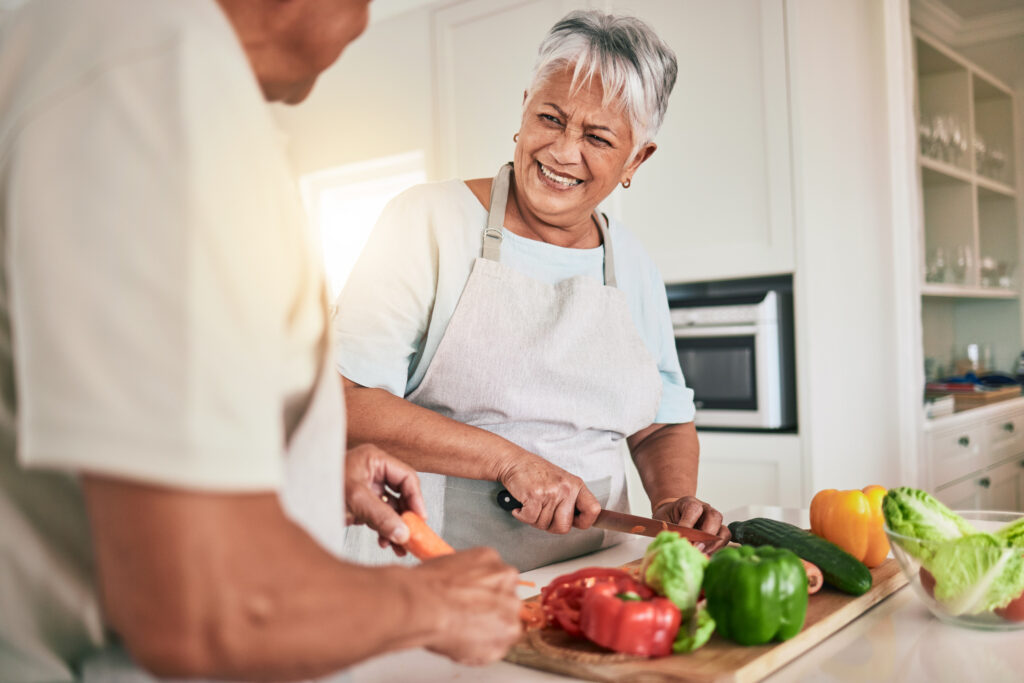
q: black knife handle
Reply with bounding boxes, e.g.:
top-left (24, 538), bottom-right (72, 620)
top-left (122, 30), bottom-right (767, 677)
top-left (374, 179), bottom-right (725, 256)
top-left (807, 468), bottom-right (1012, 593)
top-left (496, 489), bottom-right (523, 511)
top-left (496, 489), bottom-right (583, 517)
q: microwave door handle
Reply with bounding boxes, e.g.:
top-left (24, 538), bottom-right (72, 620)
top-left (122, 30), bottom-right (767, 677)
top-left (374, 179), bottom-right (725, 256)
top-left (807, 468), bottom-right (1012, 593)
top-left (673, 325), bottom-right (757, 338)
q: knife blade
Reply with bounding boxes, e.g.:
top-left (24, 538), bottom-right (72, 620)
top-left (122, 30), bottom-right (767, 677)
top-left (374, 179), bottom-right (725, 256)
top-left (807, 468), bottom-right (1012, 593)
top-left (495, 489), bottom-right (726, 552)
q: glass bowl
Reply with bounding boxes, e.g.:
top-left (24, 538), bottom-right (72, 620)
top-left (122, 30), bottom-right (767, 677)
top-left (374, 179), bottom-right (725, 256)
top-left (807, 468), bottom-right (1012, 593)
top-left (885, 510), bottom-right (1024, 631)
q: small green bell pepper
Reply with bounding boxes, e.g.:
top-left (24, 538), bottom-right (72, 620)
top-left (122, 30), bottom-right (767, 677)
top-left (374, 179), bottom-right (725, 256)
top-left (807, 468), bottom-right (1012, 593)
top-left (703, 545), bottom-right (808, 646)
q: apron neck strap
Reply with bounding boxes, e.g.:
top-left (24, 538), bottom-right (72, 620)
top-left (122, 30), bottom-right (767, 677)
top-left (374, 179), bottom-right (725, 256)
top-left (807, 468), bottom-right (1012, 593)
top-left (481, 162), bottom-right (617, 287)
top-left (481, 163), bottom-right (512, 262)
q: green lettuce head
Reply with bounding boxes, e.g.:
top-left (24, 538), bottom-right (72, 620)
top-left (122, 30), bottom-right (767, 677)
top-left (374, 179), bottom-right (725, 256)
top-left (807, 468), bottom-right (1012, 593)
top-left (929, 533), bottom-right (1024, 615)
top-left (994, 516), bottom-right (1024, 547)
top-left (882, 487), bottom-right (976, 560)
top-left (641, 531), bottom-right (708, 612)
top-left (672, 607), bottom-right (715, 654)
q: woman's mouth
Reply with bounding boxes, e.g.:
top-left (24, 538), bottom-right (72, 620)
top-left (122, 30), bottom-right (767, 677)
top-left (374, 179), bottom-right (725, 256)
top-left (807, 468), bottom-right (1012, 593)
top-left (537, 162), bottom-right (582, 188)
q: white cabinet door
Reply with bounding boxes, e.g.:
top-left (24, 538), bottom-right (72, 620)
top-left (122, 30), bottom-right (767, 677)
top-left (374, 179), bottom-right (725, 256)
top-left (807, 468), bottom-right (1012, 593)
top-left (926, 424), bottom-right (984, 491)
top-left (433, 0), bottom-right (585, 180)
top-left (935, 475), bottom-right (987, 511)
top-left (985, 458), bottom-right (1024, 513)
top-left (434, 0), bottom-right (793, 283)
top-left (692, 432), bottom-right (802, 514)
top-left (608, 0), bottom-right (793, 283)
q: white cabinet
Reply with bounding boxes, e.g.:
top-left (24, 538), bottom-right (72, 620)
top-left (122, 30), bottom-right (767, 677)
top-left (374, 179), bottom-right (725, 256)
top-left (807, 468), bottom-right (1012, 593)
top-left (433, 0), bottom-right (794, 284)
top-left (927, 423), bottom-right (983, 487)
top-left (928, 397), bottom-right (1024, 512)
top-left (986, 458), bottom-right (1024, 512)
top-left (935, 474), bottom-right (988, 511)
top-left (622, 432), bottom-right (801, 516)
top-left (913, 32), bottom-right (1023, 377)
top-left (689, 432), bottom-right (802, 515)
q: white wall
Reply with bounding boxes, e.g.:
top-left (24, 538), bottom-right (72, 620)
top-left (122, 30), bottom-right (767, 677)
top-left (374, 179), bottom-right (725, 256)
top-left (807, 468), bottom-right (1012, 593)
top-left (787, 0), bottom-right (909, 492)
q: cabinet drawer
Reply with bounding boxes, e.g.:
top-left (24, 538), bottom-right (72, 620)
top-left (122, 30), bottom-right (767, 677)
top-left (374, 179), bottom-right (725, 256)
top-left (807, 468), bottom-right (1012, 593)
top-left (984, 415), bottom-right (1024, 467)
top-left (935, 475), bottom-right (987, 511)
top-left (928, 425), bottom-right (984, 489)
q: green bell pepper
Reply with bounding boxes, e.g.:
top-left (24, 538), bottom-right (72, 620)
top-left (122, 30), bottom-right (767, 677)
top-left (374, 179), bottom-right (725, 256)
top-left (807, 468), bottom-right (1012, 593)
top-left (703, 545), bottom-right (808, 646)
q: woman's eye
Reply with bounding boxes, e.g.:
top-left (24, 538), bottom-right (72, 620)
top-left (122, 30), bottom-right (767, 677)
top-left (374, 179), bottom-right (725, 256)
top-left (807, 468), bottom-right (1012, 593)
top-left (540, 114), bottom-right (562, 125)
top-left (588, 134), bottom-right (611, 147)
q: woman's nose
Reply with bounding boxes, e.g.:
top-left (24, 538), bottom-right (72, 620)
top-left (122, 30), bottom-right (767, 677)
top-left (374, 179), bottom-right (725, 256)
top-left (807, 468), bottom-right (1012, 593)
top-left (549, 128), bottom-right (583, 165)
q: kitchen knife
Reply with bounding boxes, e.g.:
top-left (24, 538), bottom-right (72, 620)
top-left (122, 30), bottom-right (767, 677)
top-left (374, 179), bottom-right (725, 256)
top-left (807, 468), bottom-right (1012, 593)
top-left (495, 489), bottom-right (726, 552)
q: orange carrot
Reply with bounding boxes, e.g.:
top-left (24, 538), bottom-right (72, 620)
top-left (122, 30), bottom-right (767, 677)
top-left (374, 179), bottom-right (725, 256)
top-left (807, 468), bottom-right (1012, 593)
top-left (802, 559), bottom-right (824, 594)
top-left (400, 511), bottom-right (455, 560)
top-left (519, 600), bottom-right (546, 631)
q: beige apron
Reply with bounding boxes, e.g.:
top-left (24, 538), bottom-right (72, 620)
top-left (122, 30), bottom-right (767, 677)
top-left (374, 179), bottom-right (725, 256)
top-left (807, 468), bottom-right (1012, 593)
top-left (408, 163), bottom-right (662, 571)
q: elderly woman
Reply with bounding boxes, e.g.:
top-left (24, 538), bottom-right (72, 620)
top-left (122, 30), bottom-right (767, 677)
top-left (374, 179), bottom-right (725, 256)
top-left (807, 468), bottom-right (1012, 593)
top-left (335, 10), bottom-right (728, 570)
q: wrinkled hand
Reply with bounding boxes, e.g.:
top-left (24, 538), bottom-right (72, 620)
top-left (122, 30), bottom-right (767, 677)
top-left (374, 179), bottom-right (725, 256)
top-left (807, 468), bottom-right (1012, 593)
top-left (344, 444), bottom-right (428, 556)
top-left (653, 496), bottom-right (731, 545)
top-left (414, 547), bottom-right (522, 665)
top-left (498, 453), bottom-right (600, 534)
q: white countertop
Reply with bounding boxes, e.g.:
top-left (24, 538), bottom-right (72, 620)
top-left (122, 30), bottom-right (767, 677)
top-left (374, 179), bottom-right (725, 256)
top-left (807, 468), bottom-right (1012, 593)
top-left (348, 507), bottom-right (1024, 683)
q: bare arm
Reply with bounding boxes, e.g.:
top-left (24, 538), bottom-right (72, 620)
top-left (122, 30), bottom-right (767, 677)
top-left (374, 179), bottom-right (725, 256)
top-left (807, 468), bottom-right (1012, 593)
top-left (627, 422), bottom-right (729, 541)
top-left (343, 377), bottom-right (601, 534)
top-left (83, 476), bottom-right (521, 681)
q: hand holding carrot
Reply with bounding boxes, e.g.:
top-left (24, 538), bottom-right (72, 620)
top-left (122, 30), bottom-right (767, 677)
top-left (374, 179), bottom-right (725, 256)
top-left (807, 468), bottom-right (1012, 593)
top-left (343, 444), bottom-right (428, 556)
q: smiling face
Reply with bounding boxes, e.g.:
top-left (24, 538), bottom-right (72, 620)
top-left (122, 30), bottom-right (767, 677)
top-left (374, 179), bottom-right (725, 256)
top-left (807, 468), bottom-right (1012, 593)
top-left (511, 67), bottom-right (655, 234)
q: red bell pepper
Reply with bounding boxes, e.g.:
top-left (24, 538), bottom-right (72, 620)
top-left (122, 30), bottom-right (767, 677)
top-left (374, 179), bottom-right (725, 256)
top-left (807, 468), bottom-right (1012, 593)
top-left (540, 568), bottom-right (651, 637)
top-left (579, 582), bottom-right (682, 657)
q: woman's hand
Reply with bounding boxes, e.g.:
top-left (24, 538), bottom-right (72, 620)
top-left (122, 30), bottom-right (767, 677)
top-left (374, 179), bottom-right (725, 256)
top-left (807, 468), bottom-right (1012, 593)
top-left (497, 453), bottom-right (601, 534)
top-left (344, 443), bottom-right (428, 555)
top-left (652, 496), bottom-right (731, 544)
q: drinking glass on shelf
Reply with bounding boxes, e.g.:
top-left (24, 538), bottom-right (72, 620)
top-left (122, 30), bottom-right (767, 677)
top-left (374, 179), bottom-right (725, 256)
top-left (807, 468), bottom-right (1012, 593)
top-left (950, 121), bottom-right (967, 164)
top-left (932, 116), bottom-right (951, 162)
top-left (980, 256), bottom-right (998, 287)
top-left (925, 246), bottom-right (947, 283)
top-left (974, 135), bottom-right (987, 174)
top-left (999, 262), bottom-right (1016, 289)
top-left (951, 245), bottom-right (972, 284)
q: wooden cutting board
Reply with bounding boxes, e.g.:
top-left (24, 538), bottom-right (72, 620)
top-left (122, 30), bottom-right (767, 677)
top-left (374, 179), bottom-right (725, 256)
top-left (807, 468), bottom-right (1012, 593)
top-left (505, 558), bottom-right (907, 683)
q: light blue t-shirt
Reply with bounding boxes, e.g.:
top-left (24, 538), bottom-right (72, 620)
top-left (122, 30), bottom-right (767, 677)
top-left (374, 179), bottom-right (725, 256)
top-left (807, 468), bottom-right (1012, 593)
top-left (333, 180), bottom-right (695, 424)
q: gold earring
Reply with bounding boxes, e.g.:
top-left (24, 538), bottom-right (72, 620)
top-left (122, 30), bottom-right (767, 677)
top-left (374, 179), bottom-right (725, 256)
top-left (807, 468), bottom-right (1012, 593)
top-left (513, 133), bottom-right (519, 143)
top-left (621, 178), bottom-right (631, 189)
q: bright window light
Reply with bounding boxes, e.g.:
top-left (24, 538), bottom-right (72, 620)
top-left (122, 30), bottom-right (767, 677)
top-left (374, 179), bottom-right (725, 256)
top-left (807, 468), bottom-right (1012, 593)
top-left (301, 151), bottom-right (427, 298)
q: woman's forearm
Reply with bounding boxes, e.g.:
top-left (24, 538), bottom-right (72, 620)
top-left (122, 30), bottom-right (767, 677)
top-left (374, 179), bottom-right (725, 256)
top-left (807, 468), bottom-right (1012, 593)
top-left (342, 376), bottom-right (523, 481)
top-left (627, 422), bottom-right (700, 512)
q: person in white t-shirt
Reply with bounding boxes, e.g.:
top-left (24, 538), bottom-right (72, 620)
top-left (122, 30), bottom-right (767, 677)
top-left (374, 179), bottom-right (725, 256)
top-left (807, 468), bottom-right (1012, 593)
top-left (0, 0), bottom-right (521, 680)
top-left (334, 10), bottom-right (730, 572)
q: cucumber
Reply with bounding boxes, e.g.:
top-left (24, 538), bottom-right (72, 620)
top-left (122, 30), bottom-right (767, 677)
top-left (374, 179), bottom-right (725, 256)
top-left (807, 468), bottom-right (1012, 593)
top-left (728, 518), bottom-right (872, 596)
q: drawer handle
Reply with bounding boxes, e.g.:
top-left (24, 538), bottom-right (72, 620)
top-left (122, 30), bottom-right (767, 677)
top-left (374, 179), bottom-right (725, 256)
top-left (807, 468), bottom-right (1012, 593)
top-left (1004, 422), bottom-right (1015, 433)
top-left (958, 436), bottom-right (970, 447)
top-left (979, 477), bottom-right (992, 489)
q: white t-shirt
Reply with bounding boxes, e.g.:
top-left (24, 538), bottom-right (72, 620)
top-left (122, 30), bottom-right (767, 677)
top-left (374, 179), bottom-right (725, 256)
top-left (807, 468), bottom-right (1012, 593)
top-left (0, 0), bottom-right (328, 678)
top-left (333, 179), bottom-right (695, 424)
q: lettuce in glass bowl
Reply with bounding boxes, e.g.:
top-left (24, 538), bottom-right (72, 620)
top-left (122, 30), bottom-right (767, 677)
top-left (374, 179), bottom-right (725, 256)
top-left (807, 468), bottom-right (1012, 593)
top-left (883, 487), bottom-right (1024, 630)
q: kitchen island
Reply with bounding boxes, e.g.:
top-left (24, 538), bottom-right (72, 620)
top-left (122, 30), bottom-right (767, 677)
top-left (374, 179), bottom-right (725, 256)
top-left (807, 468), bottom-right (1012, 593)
top-left (348, 507), bottom-right (1022, 683)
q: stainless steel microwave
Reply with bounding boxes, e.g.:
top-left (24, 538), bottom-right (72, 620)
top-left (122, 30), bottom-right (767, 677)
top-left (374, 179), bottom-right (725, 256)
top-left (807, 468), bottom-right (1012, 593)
top-left (669, 283), bottom-right (796, 430)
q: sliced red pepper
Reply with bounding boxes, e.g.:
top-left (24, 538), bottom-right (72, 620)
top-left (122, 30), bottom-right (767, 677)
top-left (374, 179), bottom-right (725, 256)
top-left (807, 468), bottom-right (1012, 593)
top-left (540, 568), bottom-right (651, 637)
top-left (579, 582), bottom-right (682, 657)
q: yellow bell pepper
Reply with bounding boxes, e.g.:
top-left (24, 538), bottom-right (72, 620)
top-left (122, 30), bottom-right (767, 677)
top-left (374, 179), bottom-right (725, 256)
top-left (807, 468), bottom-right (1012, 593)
top-left (809, 485), bottom-right (889, 568)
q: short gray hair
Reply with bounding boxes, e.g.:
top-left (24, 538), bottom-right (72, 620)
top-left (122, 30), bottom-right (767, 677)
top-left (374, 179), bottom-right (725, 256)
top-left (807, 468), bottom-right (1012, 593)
top-left (527, 10), bottom-right (677, 151)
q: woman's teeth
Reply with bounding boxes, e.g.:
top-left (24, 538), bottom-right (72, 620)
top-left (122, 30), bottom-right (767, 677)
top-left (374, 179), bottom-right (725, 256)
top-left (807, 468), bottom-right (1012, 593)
top-left (539, 163), bottom-right (582, 187)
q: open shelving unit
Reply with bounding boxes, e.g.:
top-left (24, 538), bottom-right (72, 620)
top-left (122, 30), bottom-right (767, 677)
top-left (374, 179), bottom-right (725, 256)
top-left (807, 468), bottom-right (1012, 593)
top-left (914, 31), bottom-right (1023, 378)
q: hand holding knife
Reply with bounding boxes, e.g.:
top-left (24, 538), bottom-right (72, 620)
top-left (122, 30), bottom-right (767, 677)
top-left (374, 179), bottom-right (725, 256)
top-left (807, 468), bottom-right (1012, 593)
top-left (496, 489), bottom-right (727, 553)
